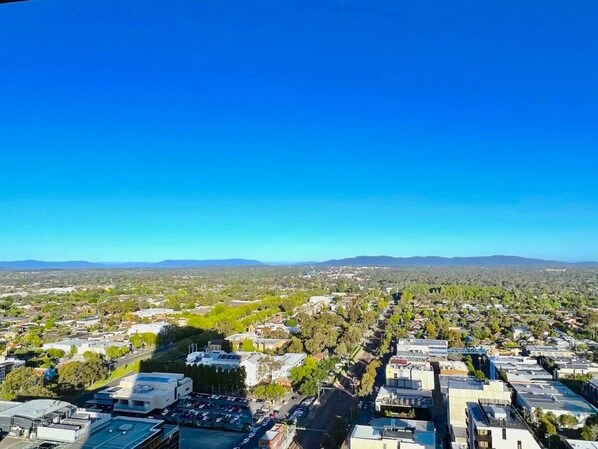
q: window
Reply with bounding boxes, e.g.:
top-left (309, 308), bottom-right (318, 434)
top-left (517, 441), bottom-right (522, 449)
top-left (502, 428), bottom-right (507, 439)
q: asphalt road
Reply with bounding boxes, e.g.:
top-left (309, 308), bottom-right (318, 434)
top-left (288, 307), bottom-right (392, 449)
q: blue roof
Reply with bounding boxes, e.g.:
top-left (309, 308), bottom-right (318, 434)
top-left (136, 376), bottom-right (171, 383)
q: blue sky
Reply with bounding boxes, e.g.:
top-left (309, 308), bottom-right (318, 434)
top-left (0, 0), bottom-right (597, 262)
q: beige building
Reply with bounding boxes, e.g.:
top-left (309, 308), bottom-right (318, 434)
top-left (446, 379), bottom-right (511, 445)
top-left (385, 357), bottom-right (434, 390)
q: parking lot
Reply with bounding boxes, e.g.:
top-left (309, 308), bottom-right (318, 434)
top-left (164, 393), bottom-right (255, 431)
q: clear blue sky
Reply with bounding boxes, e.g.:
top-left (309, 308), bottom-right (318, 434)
top-left (1, 0), bottom-right (597, 262)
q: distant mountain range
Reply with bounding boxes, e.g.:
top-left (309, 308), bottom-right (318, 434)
top-left (0, 259), bottom-right (264, 269)
top-left (0, 255), bottom-right (595, 269)
top-left (313, 255), bottom-right (596, 267)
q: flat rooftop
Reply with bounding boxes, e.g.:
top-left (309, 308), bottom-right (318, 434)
top-left (397, 339), bottom-right (448, 347)
top-left (0, 400), bottom-right (74, 421)
top-left (0, 417), bottom-right (176, 449)
top-left (387, 357), bottom-right (432, 370)
top-left (121, 372), bottom-right (184, 384)
top-left (513, 381), bottom-right (598, 414)
top-left (566, 440), bottom-right (598, 449)
top-left (67, 417), bottom-right (168, 449)
top-left (351, 419), bottom-right (434, 447)
top-left (468, 401), bottom-right (528, 430)
top-left (447, 378), bottom-right (509, 393)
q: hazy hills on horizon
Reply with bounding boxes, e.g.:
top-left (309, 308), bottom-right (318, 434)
top-left (0, 255), bottom-right (595, 269)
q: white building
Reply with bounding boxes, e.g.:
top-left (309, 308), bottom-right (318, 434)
top-left (133, 308), bottom-right (176, 319)
top-left (96, 372), bottom-right (192, 415)
top-left (466, 400), bottom-right (542, 449)
top-left (185, 351), bottom-right (306, 387)
top-left (385, 357), bottom-right (434, 390)
top-left (396, 339), bottom-right (448, 360)
top-left (42, 338), bottom-right (130, 356)
top-left (308, 295), bottom-right (334, 306)
top-left (128, 322), bottom-right (168, 335)
top-left (512, 325), bottom-right (531, 340)
top-left (349, 418), bottom-right (435, 449)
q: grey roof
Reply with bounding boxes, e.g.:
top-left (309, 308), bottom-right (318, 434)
top-left (0, 418), bottom-right (172, 449)
top-left (0, 400), bottom-right (74, 421)
top-left (514, 381), bottom-right (598, 415)
top-left (467, 401), bottom-right (529, 430)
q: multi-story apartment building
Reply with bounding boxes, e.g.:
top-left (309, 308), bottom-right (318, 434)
top-left (466, 400), bottom-right (542, 449)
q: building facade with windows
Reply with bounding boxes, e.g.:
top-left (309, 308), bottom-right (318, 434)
top-left (466, 400), bottom-right (542, 449)
top-left (95, 372), bottom-right (192, 415)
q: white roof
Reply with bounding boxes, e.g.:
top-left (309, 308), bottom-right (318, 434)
top-left (566, 440), bottom-right (598, 449)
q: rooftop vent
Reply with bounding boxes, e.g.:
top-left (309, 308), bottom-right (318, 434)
top-left (489, 406), bottom-right (507, 419)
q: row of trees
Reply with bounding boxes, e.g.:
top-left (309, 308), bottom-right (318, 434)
top-left (290, 356), bottom-right (338, 396)
top-left (253, 383), bottom-right (288, 403)
top-left (58, 357), bottom-right (107, 389)
top-left (140, 359), bottom-right (246, 395)
top-left (357, 360), bottom-right (380, 397)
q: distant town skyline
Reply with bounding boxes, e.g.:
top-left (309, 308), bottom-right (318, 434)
top-left (1, 1), bottom-right (597, 261)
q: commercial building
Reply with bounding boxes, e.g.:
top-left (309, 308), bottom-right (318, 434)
top-left (396, 339), bottom-right (448, 360)
top-left (551, 357), bottom-right (598, 381)
top-left (0, 400), bottom-right (81, 437)
top-left (95, 372), bottom-right (192, 415)
top-left (42, 339), bottom-right (130, 356)
top-left (349, 418), bottom-right (435, 449)
top-left (258, 423), bottom-right (295, 449)
top-left (128, 322), bottom-right (168, 335)
top-left (512, 381), bottom-right (598, 425)
top-left (0, 402), bottom-right (178, 449)
top-left (489, 356), bottom-right (552, 383)
top-left (385, 357), bottom-right (434, 390)
top-left (466, 400), bottom-right (542, 449)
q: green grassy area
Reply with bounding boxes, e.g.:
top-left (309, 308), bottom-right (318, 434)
top-left (89, 360), bottom-right (141, 390)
